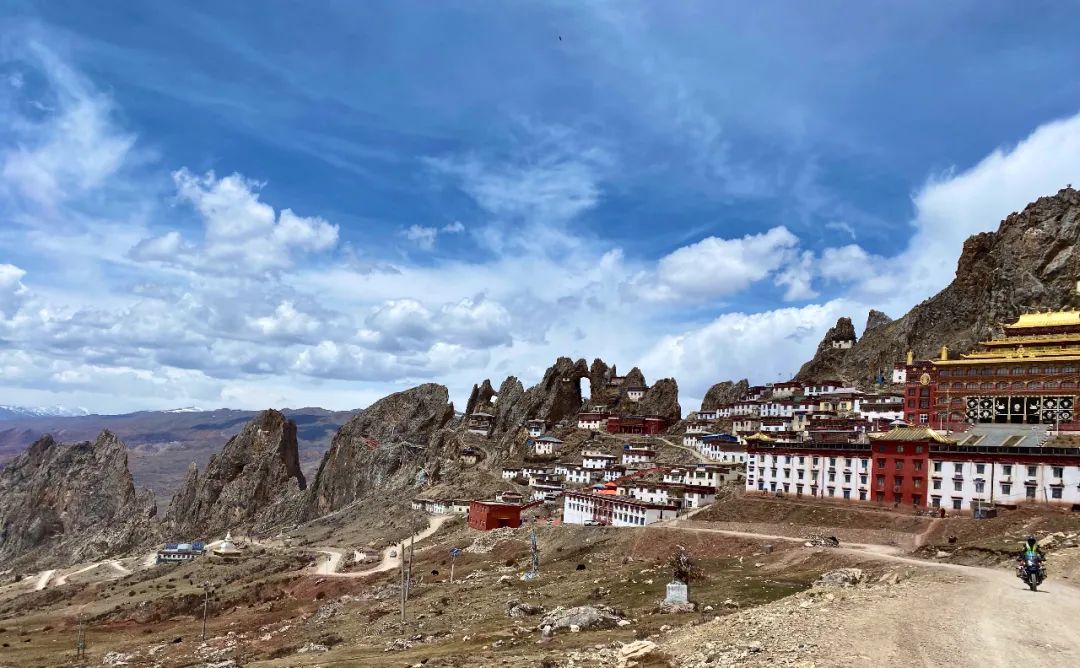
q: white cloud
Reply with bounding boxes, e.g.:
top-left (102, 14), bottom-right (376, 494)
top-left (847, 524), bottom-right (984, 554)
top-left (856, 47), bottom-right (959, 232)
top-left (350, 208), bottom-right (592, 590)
top-left (773, 250), bottom-right (818, 301)
top-left (635, 226), bottom-right (800, 302)
top-left (404, 224), bottom-right (438, 250)
top-left (129, 169), bottom-right (339, 273)
top-left (1, 44), bottom-right (135, 208)
top-left (442, 221), bottom-right (465, 234)
top-left (824, 220), bottom-right (856, 240)
top-left (0, 264), bottom-right (29, 319)
top-left (642, 300), bottom-right (857, 402)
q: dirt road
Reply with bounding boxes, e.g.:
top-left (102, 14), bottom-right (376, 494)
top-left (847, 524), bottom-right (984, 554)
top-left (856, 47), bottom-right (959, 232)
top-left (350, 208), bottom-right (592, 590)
top-left (659, 521), bottom-right (1080, 666)
top-left (653, 435), bottom-right (710, 463)
top-left (33, 569), bottom-right (55, 591)
top-left (313, 514), bottom-right (455, 578)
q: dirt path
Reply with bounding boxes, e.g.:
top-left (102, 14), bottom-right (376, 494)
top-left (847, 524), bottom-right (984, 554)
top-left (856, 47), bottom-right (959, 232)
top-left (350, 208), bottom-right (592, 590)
top-left (53, 563), bottom-right (101, 587)
top-left (312, 514), bottom-right (455, 578)
top-left (653, 435), bottom-right (710, 463)
top-left (33, 569), bottom-right (55, 591)
top-left (659, 521), bottom-right (1080, 666)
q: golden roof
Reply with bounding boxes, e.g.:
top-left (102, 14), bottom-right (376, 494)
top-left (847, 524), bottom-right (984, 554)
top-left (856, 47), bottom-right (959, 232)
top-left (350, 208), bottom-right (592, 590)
top-left (744, 432), bottom-right (776, 442)
top-left (1005, 309), bottom-right (1080, 329)
top-left (869, 426), bottom-right (955, 444)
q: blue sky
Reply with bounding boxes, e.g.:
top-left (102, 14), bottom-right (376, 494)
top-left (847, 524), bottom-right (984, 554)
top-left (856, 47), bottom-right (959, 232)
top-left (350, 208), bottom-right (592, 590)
top-left (2, 1), bottom-right (1080, 413)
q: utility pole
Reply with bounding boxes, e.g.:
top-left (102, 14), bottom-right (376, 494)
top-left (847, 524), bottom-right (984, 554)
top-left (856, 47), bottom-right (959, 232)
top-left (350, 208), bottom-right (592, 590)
top-left (406, 533), bottom-right (415, 601)
top-left (399, 541), bottom-right (406, 623)
top-left (75, 612), bottom-right (86, 663)
top-left (201, 581), bottom-right (211, 642)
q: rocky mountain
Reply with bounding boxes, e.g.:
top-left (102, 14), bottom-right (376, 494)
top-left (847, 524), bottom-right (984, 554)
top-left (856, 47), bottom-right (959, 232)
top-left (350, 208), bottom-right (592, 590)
top-left (164, 410), bottom-right (306, 538)
top-left (701, 379), bottom-right (750, 411)
top-left (0, 431), bottom-right (157, 570)
top-left (797, 186), bottom-right (1080, 384)
top-left (0, 407), bottom-right (352, 506)
top-left (303, 384), bottom-right (456, 519)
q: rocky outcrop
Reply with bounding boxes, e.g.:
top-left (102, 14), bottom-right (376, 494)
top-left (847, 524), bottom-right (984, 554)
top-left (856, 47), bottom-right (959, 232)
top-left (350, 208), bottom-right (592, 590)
top-left (0, 431), bottom-right (157, 569)
top-left (637, 378), bottom-right (682, 422)
top-left (164, 409), bottom-right (306, 537)
top-left (701, 379), bottom-right (750, 411)
top-left (464, 379), bottom-right (496, 417)
top-left (303, 384), bottom-right (455, 519)
top-left (798, 187), bottom-right (1080, 384)
top-left (865, 309), bottom-right (892, 333)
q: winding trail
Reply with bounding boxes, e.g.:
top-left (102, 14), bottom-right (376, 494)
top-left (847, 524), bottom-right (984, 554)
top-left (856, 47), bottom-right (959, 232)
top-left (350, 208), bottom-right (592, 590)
top-left (312, 514), bottom-right (455, 578)
top-left (653, 435), bottom-right (710, 463)
top-left (33, 569), bottom-right (55, 591)
top-left (656, 520), bottom-right (1080, 666)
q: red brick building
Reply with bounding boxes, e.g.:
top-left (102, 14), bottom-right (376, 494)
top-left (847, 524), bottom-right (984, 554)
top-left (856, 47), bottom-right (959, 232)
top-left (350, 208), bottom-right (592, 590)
top-left (868, 427), bottom-right (943, 506)
top-left (467, 498), bottom-right (542, 531)
top-left (606, 416), bottom-right (668, 435)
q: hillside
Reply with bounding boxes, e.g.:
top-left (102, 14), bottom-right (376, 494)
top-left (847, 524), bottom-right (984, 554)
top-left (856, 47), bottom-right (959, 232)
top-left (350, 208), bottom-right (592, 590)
top-left (0, 408), bottom-right (353, 506)
top-left (798, 186), bottom-right (1080, 383)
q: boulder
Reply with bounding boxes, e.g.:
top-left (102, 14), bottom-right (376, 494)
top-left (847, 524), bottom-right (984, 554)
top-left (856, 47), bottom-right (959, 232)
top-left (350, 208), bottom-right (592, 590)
top-left (539, 605), bottom-right (623, 632)
top-left (618, 640), bottom-right (659, 668)
top-left (814, 568), bottom-right (863, 588)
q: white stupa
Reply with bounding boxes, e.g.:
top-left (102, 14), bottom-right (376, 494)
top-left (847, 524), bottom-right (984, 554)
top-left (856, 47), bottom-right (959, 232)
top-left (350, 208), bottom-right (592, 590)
top-left (212, 530), bottom-right (241, 559)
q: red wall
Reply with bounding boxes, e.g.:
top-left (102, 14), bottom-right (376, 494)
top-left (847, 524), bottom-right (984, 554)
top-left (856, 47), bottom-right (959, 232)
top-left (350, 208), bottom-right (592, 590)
top-left (870, 440), bottom-right (930, 507)
top-left (468, 501), bottom-right (523, 531)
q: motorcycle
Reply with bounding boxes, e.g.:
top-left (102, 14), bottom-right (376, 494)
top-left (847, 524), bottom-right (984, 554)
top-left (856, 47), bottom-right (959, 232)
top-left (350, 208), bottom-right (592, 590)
top-left (1018, 554), bottom-right (1045, 591)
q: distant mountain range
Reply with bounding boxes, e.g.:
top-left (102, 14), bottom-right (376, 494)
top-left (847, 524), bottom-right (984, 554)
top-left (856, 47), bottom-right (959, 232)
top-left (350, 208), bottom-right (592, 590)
top-left (0, 407), bottom-right (356, 510)
top-left (0, 405), bottom-right (92, 420)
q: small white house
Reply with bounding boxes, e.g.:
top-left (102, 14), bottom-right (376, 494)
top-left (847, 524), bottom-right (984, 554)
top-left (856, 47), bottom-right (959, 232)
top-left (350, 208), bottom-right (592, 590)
top-left (526, 419), bottom-right (546, 438)
top-left (626, 386), bottom-right (647, 402)
top-left (577, 412), bottom-right (608, 430)
top-left (622, 447), bottom-right (656, 467)
top-left (501, 467), bottom-right (522, 481)
top-left (583, 452), bottom-right (618, 469)
top-left (891, 363), bottom-right (907, 385)
top-left (532, 435), bottom-right (564, 456)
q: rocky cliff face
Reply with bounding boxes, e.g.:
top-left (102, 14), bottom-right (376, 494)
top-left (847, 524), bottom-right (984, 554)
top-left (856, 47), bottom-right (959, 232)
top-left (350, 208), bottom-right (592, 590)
top-left (303, 384), bottom-right (455, 519)
top-left (865, 309), bottom-right (892, 333)
top-left (464, 379), bottom-right (496, 417)
top-left (637, 378), bottom-right (682, 421)
top-left (701, 379), bottom-right (750, 411)
top-left (798, 187), bottom-right (1080, 384)
top-left (164, 410), bottom-right (306, 538)
top-left (0, 431), bottom-right (157, 569)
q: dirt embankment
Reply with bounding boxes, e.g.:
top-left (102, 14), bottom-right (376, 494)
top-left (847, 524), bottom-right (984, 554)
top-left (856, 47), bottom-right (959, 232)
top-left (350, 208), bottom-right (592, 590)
top-left (694, 495), bottom-right (934, 547)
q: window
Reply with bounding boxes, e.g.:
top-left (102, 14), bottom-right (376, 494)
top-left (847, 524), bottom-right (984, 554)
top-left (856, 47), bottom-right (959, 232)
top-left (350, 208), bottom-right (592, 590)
top-left (812, 457), bottom-right (820, 466)
top-left (919, 414), bottom-right (929, 424)
top-left (828, 472), bottom-right (835, 482)
top-left (843, 489), bottom-right (851, 500)
top-left (1001, 483), bottom-right (1011, 495)
top-left (877, 458), bottom-right (886, 468)
top-left (952, 498), bottom-right (962, 510)
top-left (829, 457), bottom-right (837, 466)
top-left (798, 456), bottom-right (805, 464)
top-left (859, 490), bottom-right (867, 501)
top-left (875, 492), bottom-right (884, 503)
top-left (1027, 466), bottom-right (1037, 478)
top-left (975, 463), bottom-right (985, 475)
top-left (931, 496), bottom-right (941, 508)
top-left (915, 446), bottom-right (923, 454)
top-left (1002, 464), bottom-right (1012, 476)
top-left (932, 479), bottom-right (941, 490)
top-left (953, 481), bottom-right (962, 492)
top-left (975, 481), bottom-right (985, 494)
top-left (895, 460), bottom-right (904, 471)
top-left (844, 473), bottom-right (852, 483)
top-left (914, 478), bottom-right (922, 489)
top-left (1052, 487), bottom-right (1063, 500)
top-left (912, 495), bottom-right (921, 506)
top-left (1053, 466), bottom-right (1064, 479)
top-left (876, 475), bottom-right (885, 488)
top-left (897, 445), bottom-right (905, 453)
top-left (1026, 486), bottom-right (1036, 499)
top-left (933, 461), bottom-right (942, 473)
top-left (845, 458), bottom-right (853, 467)
top-left (914, 461), bottom-right (923, 472)
top-left (860, 459), bottom-right (869, 469)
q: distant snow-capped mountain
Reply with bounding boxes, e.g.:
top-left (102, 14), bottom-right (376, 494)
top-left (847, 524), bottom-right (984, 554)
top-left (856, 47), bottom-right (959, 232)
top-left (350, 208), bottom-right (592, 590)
top-left (164, 406), bottom-right (204, 413)
top-left (0, 405), bottom-right (92, 420)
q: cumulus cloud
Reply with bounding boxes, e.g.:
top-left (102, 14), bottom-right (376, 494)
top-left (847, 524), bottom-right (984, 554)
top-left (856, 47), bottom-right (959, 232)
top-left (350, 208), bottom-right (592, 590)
top-left (130, 169), bottom-right (339, 274)
top-left (633, 226), bottom-right (800, 302)
top-left (641, 300), bottom-right (858, 400)
top-left (401, 222), bottom-right (465, 250)
top-left (360, 296), bottom-right (513, 352)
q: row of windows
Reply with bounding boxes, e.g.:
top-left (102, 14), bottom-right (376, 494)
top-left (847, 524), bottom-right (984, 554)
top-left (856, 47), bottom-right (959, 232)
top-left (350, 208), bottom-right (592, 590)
top-left (941, 380), bottom-right (1077, 390)
top-left (766, 468), bottom-right (869, 484)
top-left (939, 366), bottom-right (1078, 377)
top-left (930, 484), bottom-right (1065, 508)
top-left (757, 481), bottom-right (869, 500)
top-left (755, 455), bottom-right (869, 467)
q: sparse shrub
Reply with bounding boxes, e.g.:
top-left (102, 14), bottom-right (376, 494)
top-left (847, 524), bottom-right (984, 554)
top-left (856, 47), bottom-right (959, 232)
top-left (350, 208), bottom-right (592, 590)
top-left (315, 591), bottom-right (326, 600)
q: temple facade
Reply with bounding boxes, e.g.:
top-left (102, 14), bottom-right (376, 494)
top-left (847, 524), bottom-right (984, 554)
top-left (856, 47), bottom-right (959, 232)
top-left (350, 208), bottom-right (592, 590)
top-left (903, 309), bottom-right (1079, 428)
